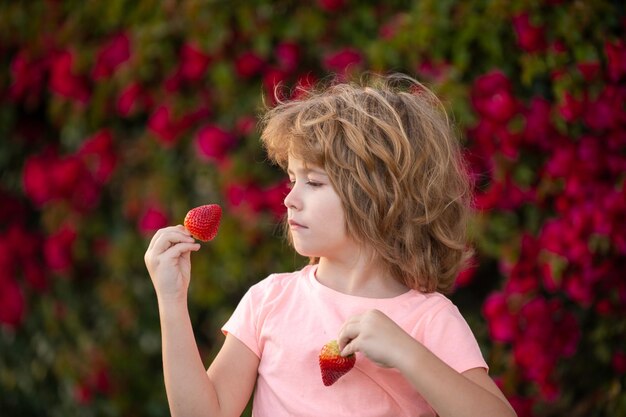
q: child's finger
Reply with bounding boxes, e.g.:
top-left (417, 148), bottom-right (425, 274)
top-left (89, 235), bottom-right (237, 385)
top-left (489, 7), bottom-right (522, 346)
top-left (151, 230), bottom-right (196, 254)
top-left (161, 242), bottom-right (201, 260)
top-left (338, 320), bottom-right (361, 352)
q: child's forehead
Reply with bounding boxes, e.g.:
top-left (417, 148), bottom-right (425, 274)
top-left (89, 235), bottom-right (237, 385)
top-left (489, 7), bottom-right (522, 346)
top-left (286, 156), bottom-right (326, 175)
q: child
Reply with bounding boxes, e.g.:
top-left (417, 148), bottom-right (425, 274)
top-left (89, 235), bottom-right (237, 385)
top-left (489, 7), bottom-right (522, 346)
top-left (144, 74), bottom-right (516, 417)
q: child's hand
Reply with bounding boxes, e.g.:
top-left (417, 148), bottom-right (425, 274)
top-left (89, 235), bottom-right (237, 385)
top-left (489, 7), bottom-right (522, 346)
top-left (144, 225), bottom-right (201, 303)
top-left (337, 309), bottom-right (416, 369)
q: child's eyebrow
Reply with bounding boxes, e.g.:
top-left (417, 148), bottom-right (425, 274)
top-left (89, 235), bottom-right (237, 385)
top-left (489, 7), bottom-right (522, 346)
top-left (287, 166), bottom-right (328, 176)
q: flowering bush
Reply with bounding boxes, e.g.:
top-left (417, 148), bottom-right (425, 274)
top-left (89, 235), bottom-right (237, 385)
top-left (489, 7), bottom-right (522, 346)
top-left (1, 1), bottom-right (624, 416)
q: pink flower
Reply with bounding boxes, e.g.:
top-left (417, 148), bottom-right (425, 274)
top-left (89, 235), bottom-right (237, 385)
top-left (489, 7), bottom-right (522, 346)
top-left (455, 262), bottom-right (477, 288)
top-left (292, 72), bottom-right (318, 100)
top-left (263, 67), bottom-right (288, 104)
top-left (0, 277), bottom-right (25, 328)
top-left (263, 179), bottom-right (290, 219)
top-left (275, 42), bottom-right (300, 73)
top-left (317, 0), bottom-right (346, 12)
top-left (138, 205), bottom-right (169, 236)
top-left (323, 48), bottom-right (363, 75)
top-left (49, 50), bottom-right (90, 104)
top-left (195, 125), bottom-right (236, 162)
top-left (416, 59), bottom-right (452, 83)
top-left (557, 91), bottom-right (584, 123)
top-left (24, 262), bottom-right (47, 292)
top-left (235, 51), bottom-right (265, 78)
top-left (78, 129), bottom-right (117, 184)
top-left (148, 105), bottom-right (186, 146)
top-left (44, 225), bottom-right (77, 272)
top-left (583, 86), bottom-right (620, 131)
top-left (612, 351), bottom-right (626, 374)
top-left (576, 60), bottom-right (601, 81)
top-left (179, 42), bottom-right (211, 81)
top-left (91, 32), bottom-right (131, 80)
top-left (225, 182), bottom-right (265, 221)
top-left (117, 82), bottom-right (152, 116)
top-left (51, 155), bottom-right (85, 200)
top-left (23, 151), bottom-right (55, 206)
top-left (9, 50), bottom-right (48, 104)
top-left (235, 115), bottom-right (257, 137)
top-left (482, 292), bottom-right (516, 342)
top-left (379, 13), bottom-right (408, 40)
top-left (508, 396), bottom-right (535, 417)
top-left (605, 40), bottom-right (626, 81)
top-left (471, 70), bottom-right (518, 123)
top-left (512, 12), bottom-right (547, 53)
top-left (522, 97), bottom-right (552, 149)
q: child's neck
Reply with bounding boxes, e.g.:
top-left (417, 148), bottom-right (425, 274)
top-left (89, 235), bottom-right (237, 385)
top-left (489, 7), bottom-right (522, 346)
top-left (315, 256), bottom-right (409, 299)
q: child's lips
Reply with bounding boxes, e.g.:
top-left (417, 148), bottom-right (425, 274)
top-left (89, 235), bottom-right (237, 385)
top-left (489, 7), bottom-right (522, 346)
top-left (288, 219), bottom-right (307, 229)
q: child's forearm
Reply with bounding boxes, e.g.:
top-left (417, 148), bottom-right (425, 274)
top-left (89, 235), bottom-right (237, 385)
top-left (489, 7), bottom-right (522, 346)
top-left (158, 298), bottom-right (221, 417)
top-left (394, 337), bottom-right (516, 417)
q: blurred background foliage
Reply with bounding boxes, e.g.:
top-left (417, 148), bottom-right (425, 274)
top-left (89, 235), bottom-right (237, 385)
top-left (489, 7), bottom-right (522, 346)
top-left (1, 0), bottom-right (625, 416)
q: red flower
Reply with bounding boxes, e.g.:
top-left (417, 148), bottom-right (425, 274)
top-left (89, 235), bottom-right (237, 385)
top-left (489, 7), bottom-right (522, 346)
top-left (51, 154), bottom-right (85, 200)
top-left (471, 70), bottom-right (518, 123)
top-left (235, 51), bottom-right (265, 78)
top-left (522, 97), bottom-right (553, 149)
top-left (482, 292), bottom-right (516, 342)
top-left (225, 182), bottom-right (265, 219)
top-left (263, 67), bottom-right (288, 104)
top-left (235, 115), bottom-right (257, 137)
top-left (78, 129), bottom-right (117, 184)
top-left (138, 205), bottom-right (169, 235)
top-left (9, 50), bottom-right (48, 104)
top-left (44, 225), bottom-right (77, 273)
top-left (91, 32), bottom-right (131, 80)
top-left (179, 42), bottom-right (211, 81)
top-left (557, 91), bottom-right (584, 123)
top-left (195, 125), bottom-right (236, 162)
top-left (292, 72), bottom-right (318, 100)
top-left (49, 50), bottom-right (90, 104)
top-left (0, 277), bottom-right (25, 328)
top-left (323, 48), bottom-right (363, 75)
top-left (263, 179), bottom-right (290, 219)
top-left (583, 86), bottom-right (621, 131)
top-left (576, 60), bottom-right (601, 81)
top-left (117, 82), bottom-right (152, 116)
top-left (455, 262), bottom-right (477, 288)
top-left (148, 105), bottom-right (186, 146)
top-left (23, 151), bottom-right (55, 206)
top-left (605, 40), bottom-right (626, 81)
top-left (512, 12), bottom-right (547, 53)
top-left (317, 0), bottom-right (346, 12)
top-left (612, 351), bottom-right (626, 374)
top-left (275, 42), bottom-right (300, 73)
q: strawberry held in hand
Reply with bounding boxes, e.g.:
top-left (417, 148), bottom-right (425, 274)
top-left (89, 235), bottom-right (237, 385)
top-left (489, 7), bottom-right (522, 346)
top-left (319, 340), bottom-right (355, 386)
top-left (184, 204), bottom-right (222, 242)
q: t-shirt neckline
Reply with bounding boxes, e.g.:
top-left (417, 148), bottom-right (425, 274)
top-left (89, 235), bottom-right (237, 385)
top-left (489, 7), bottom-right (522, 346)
top-left (305, 264), bottom-right (417, 305)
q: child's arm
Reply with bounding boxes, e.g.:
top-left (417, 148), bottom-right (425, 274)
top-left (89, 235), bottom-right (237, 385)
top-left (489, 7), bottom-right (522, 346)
top-left (145, 226), bottom-right (258, 417)
top-left (338, 309), bottom-right (517, 417)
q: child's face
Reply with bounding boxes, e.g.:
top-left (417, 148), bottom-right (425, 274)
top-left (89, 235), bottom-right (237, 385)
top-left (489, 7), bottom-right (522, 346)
top-left (285, 156), bottom-right (354, 259)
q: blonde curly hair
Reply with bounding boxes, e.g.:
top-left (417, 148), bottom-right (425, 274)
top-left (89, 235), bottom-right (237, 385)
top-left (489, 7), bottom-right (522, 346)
top-left (260, 73), bottom-right (473, 293)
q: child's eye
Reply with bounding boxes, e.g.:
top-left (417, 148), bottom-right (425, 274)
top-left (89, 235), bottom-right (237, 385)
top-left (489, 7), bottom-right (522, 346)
top-left (306, 181), bottom-right (322, 187)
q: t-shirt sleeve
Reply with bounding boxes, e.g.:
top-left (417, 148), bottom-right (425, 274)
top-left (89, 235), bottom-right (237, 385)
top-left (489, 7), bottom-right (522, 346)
top-left (421, 302), bottom-right (488, 374)
top-left (221, 286), bottom-right (261, 358)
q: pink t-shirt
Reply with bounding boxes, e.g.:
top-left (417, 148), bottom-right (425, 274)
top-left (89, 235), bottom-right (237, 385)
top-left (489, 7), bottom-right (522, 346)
top-left (222, 265), bottom-right (487, 417)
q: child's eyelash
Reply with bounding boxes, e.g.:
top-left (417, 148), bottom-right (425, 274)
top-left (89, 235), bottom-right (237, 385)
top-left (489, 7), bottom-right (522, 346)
top-left (287, 180), bottom-right (322, 188)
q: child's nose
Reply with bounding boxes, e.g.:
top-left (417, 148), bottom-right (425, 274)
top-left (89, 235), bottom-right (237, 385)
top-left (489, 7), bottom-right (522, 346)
top-left (283, 185), bottom-right (300, 210)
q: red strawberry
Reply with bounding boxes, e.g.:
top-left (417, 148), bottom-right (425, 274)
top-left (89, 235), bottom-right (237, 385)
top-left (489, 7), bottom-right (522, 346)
top-left (183, 204), bottom-right (222, 242)
top-left (318, 340), bottom-right (355, 386)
